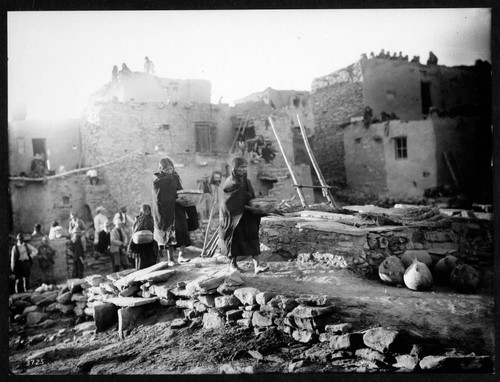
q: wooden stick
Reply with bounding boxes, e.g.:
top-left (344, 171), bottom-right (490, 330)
top-left (268, 117), bottom-right (308, 209)
top-left (9, 148), bottom-right (142, 182)
top-left (201, 186), bottom-right (218, 256)
top-left (297, 114), bottom-right (339, 209)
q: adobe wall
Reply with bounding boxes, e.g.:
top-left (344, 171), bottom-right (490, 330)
top-left (8, 119), bottom-right (82, 176)
top-left (344, 119), bottom-right (437, 198)
top-left (432, 116), bottom-right (491, 199)
top-left (10, 176), bottom-right (88, 234)
top-left (359, 58), bottom-right (489, 122)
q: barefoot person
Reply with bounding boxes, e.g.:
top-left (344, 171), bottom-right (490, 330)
top-left (219, 157), bottom-right (268, 274)
top-left (152, 158), bottom-right (190, 266)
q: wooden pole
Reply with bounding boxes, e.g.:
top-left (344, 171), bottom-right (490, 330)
top-left (268, 117), bottom-right (308, 208)
top-left (297, 115), bottom-right (339, 209)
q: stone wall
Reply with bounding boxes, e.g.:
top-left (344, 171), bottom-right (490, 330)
top-left (260, 212), bottom-right (493, 288)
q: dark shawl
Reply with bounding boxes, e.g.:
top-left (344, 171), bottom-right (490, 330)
top-left (218, 171), bottom-right (261, 258)
top-left (152, 171), bottom-right (191, 247)
top-left (152, 172), bottom-right (178, 232)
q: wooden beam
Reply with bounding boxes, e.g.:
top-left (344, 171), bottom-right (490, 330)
top-left (268, 117), bottom-right (308, 208)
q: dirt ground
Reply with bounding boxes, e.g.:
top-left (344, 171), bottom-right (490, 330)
top-left (8, 247), bottom-right (495, 375)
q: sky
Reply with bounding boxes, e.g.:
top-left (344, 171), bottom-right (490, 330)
top-left (7, 8), bottom-right (491, 120)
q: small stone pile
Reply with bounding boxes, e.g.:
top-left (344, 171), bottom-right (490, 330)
top-left (9, 261), bottom-right (492, 373)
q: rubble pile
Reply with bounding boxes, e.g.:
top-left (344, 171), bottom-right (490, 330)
top-left (9, 262), bottom-right (493, 373)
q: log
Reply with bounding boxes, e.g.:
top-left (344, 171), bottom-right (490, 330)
top-left (268, 117), bottom-right (308, 208)
top-left (297, 114), bottom-right (338, 209)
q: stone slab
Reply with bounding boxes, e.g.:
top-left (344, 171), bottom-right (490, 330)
top-left (113, 261), bottom-right (170, 288)
top-left (106, 296), bottom-right (159, 307)
top-left (118, 306), bottom-right (144, 340)
top-left (297, 221), bottom-right (369, 236)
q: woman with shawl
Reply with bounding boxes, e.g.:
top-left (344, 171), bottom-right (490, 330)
top-left (219, 157), bottom-right (269, 274)
top-left (128, 204), bottom-right (158, 270)
top-left (152, 158), bottom-right (191, 266)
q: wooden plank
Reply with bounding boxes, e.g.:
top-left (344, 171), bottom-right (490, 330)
top-left (297, 114), bottom-right (338, 209)
top-left (268, 116), bottom-right (308, 208)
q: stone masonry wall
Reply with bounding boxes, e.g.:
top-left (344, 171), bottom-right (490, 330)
top-left (260, 214), bottom-right (493, 288)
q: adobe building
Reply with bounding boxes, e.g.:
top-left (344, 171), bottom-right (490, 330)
top-left (79, 73), bottom-right (314, 221)
top-left (311, 56), bottom-right (492, 202)
top-left (8, 117), bottom-right (89, 232)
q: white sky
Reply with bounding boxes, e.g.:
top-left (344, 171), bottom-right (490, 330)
top-left (8, 8), bottom-right (491, 120)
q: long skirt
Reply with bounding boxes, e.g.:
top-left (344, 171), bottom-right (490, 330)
top-left (219, 210), bottom-right (261, 259)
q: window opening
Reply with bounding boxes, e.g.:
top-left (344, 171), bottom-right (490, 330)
top-left (395, 137), bottom-right (408, 159)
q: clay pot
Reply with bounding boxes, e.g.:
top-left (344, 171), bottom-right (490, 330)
top-left (378, 256), bottom-right (405, 285)
top-left (403, 259), bottom-right (433, 291)
top-left (450, 264), bottom-right (480, 293)
top-left (433, 255), bottom-right (461, 285)
top-left (401, 250), bottom-right (433, 270)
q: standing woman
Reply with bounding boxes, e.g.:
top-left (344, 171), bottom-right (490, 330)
top-left (11, 233), bottom-right (38, 293)
top-left (219, 157), bottom-right (268, 274)
top-left (152, 158), bottom-right (190, 266)
top-left (68, 212), bottom-right (86, 278)
top-left (128, 204), bottom-right (158, 270)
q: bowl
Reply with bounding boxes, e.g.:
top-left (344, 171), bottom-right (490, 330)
top-left (176, 189), bottom-right (204, 207)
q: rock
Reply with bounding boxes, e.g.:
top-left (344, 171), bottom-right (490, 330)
top-left (183, 309), bottom-right (202, 320)
top-left (106, 296), bottom-right (158, 308)
top-left (329, 333), bottom-right (364, 351)
top-left (22, 305), bottom-right (42, 315)
top-left (148, 284), bottom-right (175, 300)
top-left (214, 295), bottom-right (241, 310)
top-left (293, 315), bottom-right (336, 334)
top-left (450, 264), bottom-right (480, 293)
top-left (378, 256), bottom-right (405, 285)
top-left (362, 327), bottom-right (410, 354)
top-left (39, 319), bottom-right (57, 329)
top-left (403, 261), bottom-right (433, 291)
top-left (86, 274), bottom-right (105, 287)
top-left (175, 299), bottom-right (197, 310)
top-left (247, 350), bottom-right (264, 360)
top-left (100, 282), bottom-right (120, 295)
top-left (241, 310), bottom-right (254, 319)
top-left (268, 295), bottom-right (298, 311)
top-left (224, 271), bottom-right (245, 286)
top-left (113, 262), bottom-right (170, 288)
top-left (252, 311), bottom-right (274, 327)
top-left (203, 312), bottom-right (225, 329)
top-left (197, 295), bottom-right (217, 307)
top-left (84, 307), bottom-right (94, 316)
top-left (26, 312), bottom-right (49, 326)
top-left (393, 354), bottom-right (419, 371)
top-left (94, 303), bottom-right (119, 332)
top-left (292, 329), bottom-right (317, 344)
top-left (325, 323), bottom-right (352, 334)
top-left (355, 348), bottom-right (394, 365)
top-left (255, 291), bottom-right (276, 305)
top-left (71, 293), bottom-right (88, 302)
top-left (226, 309), bottom-right (243, 322)
top-left (57, 292), bottom-right (73, 304)
top-left (171, 318), bottom-right (189, 328)
top-left (58, 303), bottom-right (76, 315)
top-left (75, 321), bottom-right (96, 334)
top-left (234, 287), bottom-right (261, 305)
top-left (236, 318), bottom-right (253, 328)
top-left (45, 302), bottom-right (60, 313)
top-left (28, 334), bottom-right (46, 345)
top-left (193, 301), bottom-right (208, 313)
top-left (288, 305), bottom-right (335, 318)
top-left (118, 285), bottom-right (141, 298)
top-left (135, 269), bottom-right (177, 283)
top-left (14, 299), bottom-right (31, 311)
top-left (401, 250), bottom-right (433, 269)
top-left (118, 306), bottom-right (144, 340)
top-left (30, 293), bottom-right (48, 305)
top-left (37, 293), bottom-right (59, 307)
top-left (193, 272), bottom-right (227, 293)
top-left (295, 294), bottom-right (328, 306)
top-left (216, 282), bottom-right (238, 295)
top-left (419, 355), bottom-right (492, 372)
top-left (159, 299), bottom-right (176, 307)
top-left (219, 363), bottom-right (254, 374)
